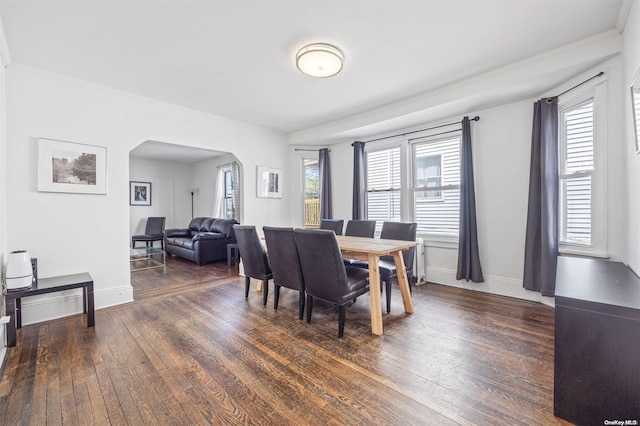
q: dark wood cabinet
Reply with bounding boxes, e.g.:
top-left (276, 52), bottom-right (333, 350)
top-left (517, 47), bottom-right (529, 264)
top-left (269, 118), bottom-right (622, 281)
top-left (554, 256), bottom-right (640, 424)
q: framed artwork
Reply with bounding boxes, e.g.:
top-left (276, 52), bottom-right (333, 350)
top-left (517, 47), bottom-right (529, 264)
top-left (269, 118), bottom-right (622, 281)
top-left (130, 181), bottom-right (152, 206)
top-left (256, 166), bottom-right (282, 198)
top-left (631, 68), bottom-right (640, 153)
top-left (37, 138), bottom-right (107, 194)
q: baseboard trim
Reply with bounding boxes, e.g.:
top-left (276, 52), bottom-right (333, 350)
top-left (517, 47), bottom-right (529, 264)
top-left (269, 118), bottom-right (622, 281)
top-left (426, 267), bottom-right (554, 305)
top-left (18, 284), bottom-right (133, 326)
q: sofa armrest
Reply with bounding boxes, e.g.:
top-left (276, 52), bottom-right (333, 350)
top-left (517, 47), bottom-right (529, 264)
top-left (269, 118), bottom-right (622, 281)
top-left (193, 232), bottom-right (226, 241)
top-left (165, 229), bottom-right (190, 238)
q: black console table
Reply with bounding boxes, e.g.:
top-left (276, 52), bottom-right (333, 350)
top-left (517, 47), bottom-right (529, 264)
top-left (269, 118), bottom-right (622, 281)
top-left (4, 272), bottom-right (94, 347)
top-left (554, 256), bottom-right (640, 424)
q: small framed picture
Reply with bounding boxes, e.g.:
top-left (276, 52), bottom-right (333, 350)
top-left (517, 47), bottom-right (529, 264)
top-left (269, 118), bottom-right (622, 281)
top-left (130, 181), bottom-right (152, 206)
top-left (37, 138), bottom-right (107, 194)
top-left (256, 166), bottom-right (282, 198)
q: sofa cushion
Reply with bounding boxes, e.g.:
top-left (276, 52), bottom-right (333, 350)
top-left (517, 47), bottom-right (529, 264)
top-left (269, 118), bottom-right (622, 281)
top-left (211, 219), bottom-right (238, 239)
top-left (200, 218), bottom-right (216, 232)
top-left (165, 229), bottom-right (191, 238)
top-left (188, 217), bottom-right (207, 232)
top-left (165, 236), bottom-right (191, 248)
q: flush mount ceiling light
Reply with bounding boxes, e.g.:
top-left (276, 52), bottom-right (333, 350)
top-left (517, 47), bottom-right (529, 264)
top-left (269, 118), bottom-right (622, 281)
top-left (296, 43), bottom-right (344, 78)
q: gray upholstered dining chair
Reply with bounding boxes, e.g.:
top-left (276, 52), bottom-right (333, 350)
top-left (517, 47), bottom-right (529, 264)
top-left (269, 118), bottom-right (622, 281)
top-left (263, 226), bottom-right (305, 319)
top-left (319, 219), bottom-right (344, 235)
top-left (131, 217), bottom-right (166, 250)
top-left (351, 221), bottom-right (417, 313)
top-left (233, 225), bottom-right (272, 306)
top-left (344, 220), bottom-right (376, 238)
top-left (342, 220), bottom-right (377, 266)
top-left (293, 228), bottom-right (369, 338)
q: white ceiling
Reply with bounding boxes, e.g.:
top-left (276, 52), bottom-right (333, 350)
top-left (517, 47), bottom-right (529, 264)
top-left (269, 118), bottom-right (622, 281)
top-left (0, 0), bottom-right (628, 152)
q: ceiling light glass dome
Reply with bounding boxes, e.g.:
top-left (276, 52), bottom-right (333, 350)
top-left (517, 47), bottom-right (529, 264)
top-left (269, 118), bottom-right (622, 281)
top-left (296, 43), bottom-right (344, 78)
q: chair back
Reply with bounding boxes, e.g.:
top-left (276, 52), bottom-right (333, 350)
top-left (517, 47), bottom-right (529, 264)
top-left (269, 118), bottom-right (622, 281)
top-left (293, 229), bottom-right (349, 303)
top-left (380, 221), bottom-right (418, 269)
top-left (233, 225), bottom-right (271, 279)
top-left (145, 217), bottom-right (166, 236)
top-left (319, 219), bottom-right (344, 235)
top-left (263, 226), bottom-right (304, 291)
top-left (344, 220), bottom-right (376, 238)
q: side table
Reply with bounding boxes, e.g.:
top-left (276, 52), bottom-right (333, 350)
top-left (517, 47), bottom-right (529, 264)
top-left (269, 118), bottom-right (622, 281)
top-left (227, 243), bottom-right (239, 268)
top-left (4, 272), bottom-right (95, 347)
top-left (130, 246), bottom-right (166, 272)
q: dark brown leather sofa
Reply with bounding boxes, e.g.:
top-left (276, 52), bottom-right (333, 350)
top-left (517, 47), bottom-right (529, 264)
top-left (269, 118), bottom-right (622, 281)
top-left (164, 217), bottom-right (238, 265)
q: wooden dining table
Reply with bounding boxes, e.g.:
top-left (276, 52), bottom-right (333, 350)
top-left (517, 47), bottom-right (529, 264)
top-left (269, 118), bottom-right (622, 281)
top-left (336, 235), bottom-right (417, 335)
top-left (255, 234), bottom-right (417, 335)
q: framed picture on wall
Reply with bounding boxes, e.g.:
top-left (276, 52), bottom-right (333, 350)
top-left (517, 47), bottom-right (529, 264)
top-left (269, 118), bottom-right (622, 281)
top-left (37, 138), bottom-right (107, 194)
top-left (130, 181), bottom-right (152, 206)
top-left (256, 166), bottom-right (282, 198)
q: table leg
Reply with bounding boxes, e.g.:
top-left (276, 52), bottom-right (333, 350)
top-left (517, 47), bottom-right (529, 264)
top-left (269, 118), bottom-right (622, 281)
top-left (16, 298), bottom-right (22, 328)
top-left (86, 283), bottom-right (95, 327)
top-left (6, 296), bottom-right (17, 347)
top-left (393, 251), bottom-right (414, 314)
top-left (368, 253), bottom-right (383, 335)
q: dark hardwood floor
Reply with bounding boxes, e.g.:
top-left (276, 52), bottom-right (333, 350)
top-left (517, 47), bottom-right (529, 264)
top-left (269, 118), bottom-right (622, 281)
top-left (0, 255), bottom-right (571, 425)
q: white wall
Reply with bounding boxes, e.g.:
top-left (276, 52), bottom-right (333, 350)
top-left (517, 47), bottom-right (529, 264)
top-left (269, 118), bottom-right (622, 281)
top-left (5, 65), bottom-right (289, 326)
top-left (128, 157), bottom-right (196, 239)
top-left (323, 58), bottom-right (628, 303)
top-left (0, 19), bottom-right (9, 358)
top-left (624, 0), bottom-right (640, 274)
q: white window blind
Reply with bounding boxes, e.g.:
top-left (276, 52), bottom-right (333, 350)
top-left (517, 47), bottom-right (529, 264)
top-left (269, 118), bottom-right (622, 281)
top-left (366, 147), bottom-right (401, 235)
top-left (559, 100), bottom-right (593, 246)
top-left (412, 136), bottom-right (461, 236)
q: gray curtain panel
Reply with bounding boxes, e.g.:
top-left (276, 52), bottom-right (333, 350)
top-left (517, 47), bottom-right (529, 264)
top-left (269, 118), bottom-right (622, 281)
top-left (319, 148), bottom-right (332, 219)
top-left (523, 97), bottom-right (559, 296)
top-left (352, 141), bottom-right (366, 220)
top-left (456, 117), bottom-right (484, 283)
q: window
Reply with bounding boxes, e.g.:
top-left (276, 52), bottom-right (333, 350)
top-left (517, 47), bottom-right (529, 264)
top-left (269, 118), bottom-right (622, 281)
top-left (364, 131), bottom-right (462, 240)
top-left (216, 162), bottom-right (240, 221)
top-left (220, 166), bottom-right (237, 220)
top-left (223, 170), bottom-right (234, 219)
top-left (366, 147), bottom-right (401, 235)
top-left (415, 154), bottom-right (442, 200)
top-left (303, 158), bottom-right (320, 227)
top-left (559, 99), bottom-right (594, 246)
top-left (412, 135), bottom-right (461, 237)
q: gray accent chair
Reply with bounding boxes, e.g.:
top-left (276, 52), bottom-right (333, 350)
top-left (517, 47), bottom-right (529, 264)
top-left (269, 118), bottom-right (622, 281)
top-left (132, 217), bottom-right (166, 250)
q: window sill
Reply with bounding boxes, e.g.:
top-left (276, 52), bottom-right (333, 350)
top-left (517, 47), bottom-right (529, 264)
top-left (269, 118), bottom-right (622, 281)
top-left (559, 246), bottom-right (609, 259)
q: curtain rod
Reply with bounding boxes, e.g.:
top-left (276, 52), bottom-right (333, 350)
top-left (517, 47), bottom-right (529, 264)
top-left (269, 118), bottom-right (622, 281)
top-left (552, 71), bottom-right (604, 100)
top-left (294, 148), bottom-right (330, 152)
top-left (354, 116), bottom-right (480, 145)
top-left (409, 128), bottom-right (461, 140)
